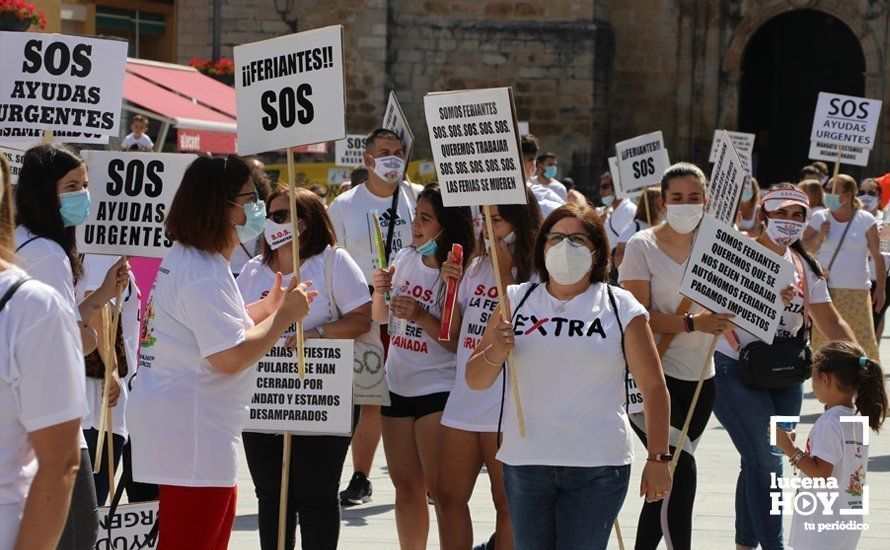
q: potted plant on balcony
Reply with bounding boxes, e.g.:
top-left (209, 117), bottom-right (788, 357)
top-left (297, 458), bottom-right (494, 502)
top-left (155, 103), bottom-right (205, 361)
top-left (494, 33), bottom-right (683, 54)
top-left (188, 57), bottom-right (235, 86)
top-left (0, 0), bottom-right (47, 31)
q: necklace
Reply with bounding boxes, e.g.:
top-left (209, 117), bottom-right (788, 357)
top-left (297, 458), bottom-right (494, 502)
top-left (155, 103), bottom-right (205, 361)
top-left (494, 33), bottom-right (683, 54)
top-left (548, 284), bottom-right (584, 312)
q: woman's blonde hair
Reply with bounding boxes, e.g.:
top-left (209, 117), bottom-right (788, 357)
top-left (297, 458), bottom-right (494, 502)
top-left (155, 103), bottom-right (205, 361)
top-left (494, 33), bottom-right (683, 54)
top-left (634, 187), bottom-right (662, 223)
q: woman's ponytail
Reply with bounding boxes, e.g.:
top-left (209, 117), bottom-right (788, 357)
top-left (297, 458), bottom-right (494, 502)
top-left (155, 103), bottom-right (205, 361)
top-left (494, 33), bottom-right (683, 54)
top-left (815, 341), bottom-right (888, 432)
top-left (855, 358), bottom-right (888, 432)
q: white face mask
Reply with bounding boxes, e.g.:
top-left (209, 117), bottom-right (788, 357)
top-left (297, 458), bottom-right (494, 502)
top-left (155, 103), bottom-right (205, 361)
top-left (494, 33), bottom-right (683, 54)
top-left (264, 219), bottom-right (296, 250)
top-left (545, 239), bottom-right (593, 285)
top-left (484, 231), bottom-right (515, 252)
top-left (666, 204), bottom-right (703, 234)
top-left (859, 195), bottom-right (879, 212)
top-left (371, 155), bottom-right (405, 185)
top-left (765, 218), bottom-right (806, 248)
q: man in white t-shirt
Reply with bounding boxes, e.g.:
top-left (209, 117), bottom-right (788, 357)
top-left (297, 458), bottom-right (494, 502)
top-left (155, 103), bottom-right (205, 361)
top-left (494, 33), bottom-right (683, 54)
top-left (327, 128), bottom-right (421, 506)
top-left (520, 135), bottom-right (564, 217)
top-left (530, 151), bottom-right (568, 201)
top-left (120, 114), bottom-right (154, 151)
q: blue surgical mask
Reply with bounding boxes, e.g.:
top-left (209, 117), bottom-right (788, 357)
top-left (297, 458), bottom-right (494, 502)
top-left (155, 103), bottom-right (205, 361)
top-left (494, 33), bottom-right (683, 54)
top-left (415, 230), bottom-right (442, 257)
top-left (602, 195), bottom-right (615, 207)
top-left (825, 193), bottom-right (842, 212)
top-left (59, 189), bottom-right (91, 227)
top-left (543, 165), bottom-right (558, 180)
top-left (232, 200), bottom-right (267, 243)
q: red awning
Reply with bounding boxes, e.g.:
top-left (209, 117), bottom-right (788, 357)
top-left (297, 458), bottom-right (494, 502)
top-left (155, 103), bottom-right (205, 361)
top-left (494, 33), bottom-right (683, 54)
top-left (126, 61), bottom-right (236, 118)
top-left (123, 72), bottom-right (234, 124)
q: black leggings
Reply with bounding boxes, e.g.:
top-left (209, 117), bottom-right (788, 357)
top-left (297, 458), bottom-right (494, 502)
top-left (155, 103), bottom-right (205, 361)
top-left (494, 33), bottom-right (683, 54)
top-left (56, 449), bottom-right (99, 550)
top-left (243, 407), bottom-right (358, 550)
top-left (631, 375), bottom-right (715, 550)
top-left (83, 428), bottom-right (125, 505)
top-left (870, 277), bottom-right (890, 329)
top-left (121, 439), bottom-right (158, 503)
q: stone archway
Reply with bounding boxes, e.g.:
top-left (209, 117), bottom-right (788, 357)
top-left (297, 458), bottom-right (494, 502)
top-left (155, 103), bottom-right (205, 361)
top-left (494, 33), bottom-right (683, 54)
top-left (718, 1), bottom-right (884, 148)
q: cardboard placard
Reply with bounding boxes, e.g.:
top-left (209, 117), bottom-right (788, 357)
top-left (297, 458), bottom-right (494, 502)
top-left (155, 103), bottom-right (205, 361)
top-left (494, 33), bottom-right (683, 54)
top-left (679, 214), bottom-right (794, 343)
top-left (706, 131), bottom-right (747, 225)
top-left (626, 375), bottom-right (644, 415)
top-left (77, 152), bottom-right (195, 258)
top-left (810, 92), bottom-right (882, 149)
top-left (809, 140), bottom-right (870, 167)
top-left (0, 146), bottom-right (23, 185)
top-left (708, 129), bottom-right (754, 175)
top-left (0, 127), bottom-right (110, 145)
top-left (615, 131), bottom-right (670, 199)
top-left (607, 155), bottom-right (621, 190)
top-left (245, 338), bottom-right (354, 436)
top-left (97, 501), bottom-right (158, 550)
top-left (335, 134), bottom-right (367, 167)
top-left (235, 25), bottom-right (346, 155)
top-left (0, 31), bottom-right (126, 136)
top-left (383, 91), bottom-right (415, 156)
top-left (424, 87), bottom-right (526, 207)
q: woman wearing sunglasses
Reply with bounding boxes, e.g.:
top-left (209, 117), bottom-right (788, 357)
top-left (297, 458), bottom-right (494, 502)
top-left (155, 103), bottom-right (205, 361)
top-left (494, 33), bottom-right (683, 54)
top-left (466, 204), bottom-right (671, 550)
top-left (620, 163), bottom-right (732, 550)
top-left (127, 156), bottom-right (315, 549)
top-left (236, 186), bottom-right (372, 550)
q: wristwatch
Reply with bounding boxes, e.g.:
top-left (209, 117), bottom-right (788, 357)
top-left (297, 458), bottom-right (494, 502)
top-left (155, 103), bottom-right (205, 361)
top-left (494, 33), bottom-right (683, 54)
top-left (646, 453), bottom-right (673, 463)
top-left (315, 325), bottom-right (326, 338)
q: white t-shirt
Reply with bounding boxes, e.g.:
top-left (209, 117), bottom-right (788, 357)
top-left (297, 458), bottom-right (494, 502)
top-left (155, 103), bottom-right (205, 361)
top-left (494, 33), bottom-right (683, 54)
top-left (526, 180), bottom-right (564, 218)
top-left (498, 281), bottom-right (647, 466)
top-left (235, 246), bottom-right (370, 332)
top-left (327, 181), bottom-right (422, 282)
top-left (127, 243), bottom-right (254, 487)
top-left (605, 199), bottom-right (638, 250)
top-left (76, 255), bottom-right (141, 439)
top-left (121, 132), bottom-right (154, 150)
top-left (788, 406), bottom-right (868, 549)
top-left (230, 236), bottom-right (261, 276)
top-left (617, 220), bottom-right (649, 245)
top-left (716, 250), bottom-right (830, 360)
top-left (385, 248), bottom-right (455, 397)
top-left (867, 211), bottom-right (890, 281)
top-left (0, 267), bottom-right (86, 548)
top-left (807, 209), bottom-right (877, 290)
top-left (441, 257), bottom-right (508, 432)
top-left (620, 228), bottom-right (714, 380)
top-left (530, 175), bottom-right (568, 202)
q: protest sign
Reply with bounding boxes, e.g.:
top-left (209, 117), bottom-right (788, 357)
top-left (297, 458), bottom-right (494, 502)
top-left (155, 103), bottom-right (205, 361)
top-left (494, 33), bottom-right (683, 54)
top-left (235, 25), bottom-right (345, 155)
top-left (424, 87), bottom-right (526, 208)
top-left (614, 131), bottom-right (670, 199)
top-left (0, 146), bottom-right (23, 185)
top-left (809, 140), bottom-right (870, 167)
top-left (517, 121), bottom-right (529, 135)
top-left (705, 131), bottom-right (747, 225)
top-left (383, 91), bottom-right (415, 156)
top-left (77, 152), bottom-right (195, 258)
top-left (810, 92), bottom-right (882, 149)
top-left (245, 338), bottom-right (354, 436)
top-left (708, 130), bottom-right (754, 163)
top-left (0, 126), bottom-right (109, 145)
top-left (335, 134), bottom-right (366, 167)
top-left (0, 31), bottom-right (126, 136)
top-left (679, 214), bottom-right (794, 343)
top-left (608, 156), bottom-right (620, 186)
top-left (97, 501), bottom-right (158, 550)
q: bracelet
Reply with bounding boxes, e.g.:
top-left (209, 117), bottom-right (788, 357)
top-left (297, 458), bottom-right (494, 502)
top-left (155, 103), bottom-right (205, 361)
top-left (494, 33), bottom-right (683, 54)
top-left (683, 312), bottom-right (694, 333)
top-left (481, 345), bottom-right (503, 367)
top-left (790, 449), bottom-right (807, 467)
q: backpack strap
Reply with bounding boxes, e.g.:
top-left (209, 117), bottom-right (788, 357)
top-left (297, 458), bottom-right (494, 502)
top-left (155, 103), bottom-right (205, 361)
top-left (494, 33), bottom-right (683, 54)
top-left (14, 236), bottom-right (38, 253)
top-left (606, 284), bottom-right (629, 409)
top-left (325, 246), bottom-right (341, 322)
top-left (498, 282), bottom-right (539, 445)
top-left (0, 277), bottom-right (32, 312)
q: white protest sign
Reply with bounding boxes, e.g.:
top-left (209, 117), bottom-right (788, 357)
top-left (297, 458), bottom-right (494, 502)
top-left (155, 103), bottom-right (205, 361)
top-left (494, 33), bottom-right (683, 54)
top-left (424, 87), bottom-right (526, 207)
top-left (679, 214), bottom-right (794, 343)
top-left (607, 156), bottom-right (621, 188)
top-left (335, 134), bottom-right (366, 167)
top-left (0, 146), bottom-right (23, 185)
top-left (0, 127), bottom-right (110, 145)
top-left (810, 92), bottom-right (882, 149)
top-left (383, 91), bottom-right (415, 156)
top-left (705, 131), bottom-right (747, 225)
top-left (809, 140), bottom-right (870, 167)
top-left (708, 130), bottom-right (754, 163)
top-left (235, 25), bottom-right (345, 155)
top-left (77, 152), bottom-right (195, 258)
top-left (0, 32), bottom-right (126, 136)
top-left (626, 375), bottom-right (644, 415)
top-left (518, 121), bottom-right (530, 135)
top-left (245, 338), bottom-right (354, 436)
top-left (615, 131), bottom-right (670, 199)
top-left (97, 501), bottom-right (158, 550)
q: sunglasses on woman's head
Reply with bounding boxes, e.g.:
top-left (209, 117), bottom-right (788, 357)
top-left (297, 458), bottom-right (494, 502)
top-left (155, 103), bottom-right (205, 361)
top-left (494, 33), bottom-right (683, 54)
top-left (269, 209), bottom-right (290, 223)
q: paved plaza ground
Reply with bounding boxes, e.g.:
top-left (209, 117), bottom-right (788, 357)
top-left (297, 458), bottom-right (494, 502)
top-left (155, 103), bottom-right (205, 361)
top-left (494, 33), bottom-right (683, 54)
top-left (228, 338), bottom-right (890, 549)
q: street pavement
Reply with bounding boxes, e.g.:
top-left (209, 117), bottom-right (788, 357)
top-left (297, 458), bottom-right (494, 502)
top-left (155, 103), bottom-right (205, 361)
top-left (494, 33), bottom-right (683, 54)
top-left (229, 337), bottom-right (890, 549)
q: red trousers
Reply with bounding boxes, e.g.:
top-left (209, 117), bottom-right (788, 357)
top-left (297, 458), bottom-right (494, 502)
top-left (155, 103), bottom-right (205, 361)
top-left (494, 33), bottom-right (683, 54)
top-left (158, 485), bottom-right (237, 550)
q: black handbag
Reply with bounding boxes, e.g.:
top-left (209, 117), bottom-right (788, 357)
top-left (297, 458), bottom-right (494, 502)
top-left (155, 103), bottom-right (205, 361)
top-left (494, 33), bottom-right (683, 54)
top-left (737, 251), bottom-right (812, 389)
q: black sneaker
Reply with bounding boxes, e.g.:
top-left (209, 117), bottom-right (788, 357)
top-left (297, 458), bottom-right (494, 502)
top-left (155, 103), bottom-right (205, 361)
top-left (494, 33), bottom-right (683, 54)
top-left (473, 533), bottom-right (496, 550)
top-left (340, 472), bottom-right (372, 506)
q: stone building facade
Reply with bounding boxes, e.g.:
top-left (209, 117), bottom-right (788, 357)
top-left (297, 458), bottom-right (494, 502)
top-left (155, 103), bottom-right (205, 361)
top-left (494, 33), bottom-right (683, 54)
top-left (175, 0), bottom-right (890, 189)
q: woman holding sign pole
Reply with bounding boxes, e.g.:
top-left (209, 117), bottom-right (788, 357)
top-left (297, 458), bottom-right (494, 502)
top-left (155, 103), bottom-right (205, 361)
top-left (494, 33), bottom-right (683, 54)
top-left (466, 204), bottom-right (672, 550)
top-left (14, 143), bottom-right (132, 549)
top-left (236, 186), bottom-right (372, 550)
top-left (801, 174), bottom-right (883, 361)
top-left (619, 163), bottom-right (731, 550)
top-left (127, 156), bottom-right (315, 550)
top-left (713, 185), bottom-right (855, 550)
top-left (436, 188), bottom-right (541, 550)
top-left (370, 183), bottom-right (475, 549)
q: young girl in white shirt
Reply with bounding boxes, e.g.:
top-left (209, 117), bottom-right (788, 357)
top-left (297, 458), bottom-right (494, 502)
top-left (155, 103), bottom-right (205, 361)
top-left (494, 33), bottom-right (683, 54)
top-left (370, 183), bottom-right (476, 549)
top-left (436, 186), bottom-right (541, 550)
top-left (775, 341), bottom-right (888, 549)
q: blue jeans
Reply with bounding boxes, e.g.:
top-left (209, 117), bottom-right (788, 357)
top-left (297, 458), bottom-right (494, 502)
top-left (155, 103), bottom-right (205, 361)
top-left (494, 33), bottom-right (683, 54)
top-left (712, 352), bottom-right (803, 550)
top-left (503, 463), bottom-right (630, 550)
